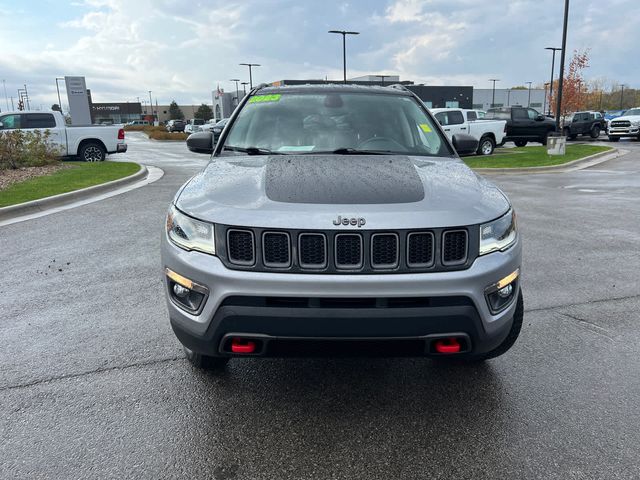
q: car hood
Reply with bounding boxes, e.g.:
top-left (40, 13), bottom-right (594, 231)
top-left (611, 114), bottom-right (640, 122)
top-left (175, 155), bottom-right (510, 229)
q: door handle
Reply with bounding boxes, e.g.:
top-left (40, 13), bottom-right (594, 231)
top-left (461, 127), bottom-right (467, 130)
top-left (444, 128), bottom-right (450, 132)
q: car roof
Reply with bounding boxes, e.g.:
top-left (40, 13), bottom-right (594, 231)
top-left (255, 83), bottom-right (412, 96)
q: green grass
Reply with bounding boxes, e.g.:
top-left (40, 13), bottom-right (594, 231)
top-left (464, 144), bottom-right (613, 169)
top-left (0, 161), bottom-right (140, 207)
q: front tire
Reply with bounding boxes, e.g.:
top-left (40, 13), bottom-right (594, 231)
top-left (514, 140), bottom-right (528, 147)
top-left (590, 125), bottom-right (601, 139)
top-left (79, 142), bottom-right (106, 162)
top-left (477, 136), bottom-right (495, 156)
top-left (183, 346), bottom-right (229, 370)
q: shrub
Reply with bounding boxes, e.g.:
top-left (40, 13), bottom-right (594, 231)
top-left (0, 130), bottom-right (62, 170)
top-left (146, 131), bottom-right (189, 141)
top-left (123, 125), bottom-right (167, 132)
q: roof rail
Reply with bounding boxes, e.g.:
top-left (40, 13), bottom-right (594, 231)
top-left (387, 83), bottom-right (408, 91)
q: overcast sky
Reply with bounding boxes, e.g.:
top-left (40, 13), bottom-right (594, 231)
top-left (0, 0), bottom-right (637, 110)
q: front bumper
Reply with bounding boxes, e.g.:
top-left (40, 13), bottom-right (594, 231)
top-left (161, 234), bottom-right (522, 357)
top-left (608, 126), bottom-right (640, 137)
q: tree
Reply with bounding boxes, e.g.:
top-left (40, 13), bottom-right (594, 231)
top-left (549, 49), bottom-right (590, 115)
top-left (168, 100), bottom-right (184, 120)
top-left (194, 104), bottom-right (213, 121)
top-left (51, 104), bottom-right (61, 112)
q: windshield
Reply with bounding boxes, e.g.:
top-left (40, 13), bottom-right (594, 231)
top-left (624, 108), bottom-right (640, 116)
top-left (221, 92), bottom-right (452, 156)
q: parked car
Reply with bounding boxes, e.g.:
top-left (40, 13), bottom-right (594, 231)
top-left (607, 107), bottom-right (640, 142)
top-left (198, 118), bottom-right (229, 133)
top-left (166, 119), bottom-right (186, 132)
top-left (431, 108), bottom-right (506, 155)
top-left (164, 84), bottom-right (522, 371)
top-left (562, 111), bottom-right (606, 140)
top-left (485, 106), bottom-right (557, 147)
top-left (127, 120), bottom-right (149, 126)
top-left (184, 118), bottom-right (206, 134)
top-left (0, 110), bottom-right (127, 161)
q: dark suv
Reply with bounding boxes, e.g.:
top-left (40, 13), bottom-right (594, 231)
top-left (563, 111), bottom-right (606, 140)
top-left (485, 106), bottom-right (557, 147)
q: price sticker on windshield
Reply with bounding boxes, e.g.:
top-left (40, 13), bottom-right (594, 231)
top-left (419, 124), bottom-right (432, 133)
top-left (248, 94), bottom-right (281, 104)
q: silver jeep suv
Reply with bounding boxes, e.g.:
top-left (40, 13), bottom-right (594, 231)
top-left (161, 84), bottom-right (522, 369)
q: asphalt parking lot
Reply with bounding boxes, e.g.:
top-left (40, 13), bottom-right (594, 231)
top-left (1, 133), bottom-right (639, 479)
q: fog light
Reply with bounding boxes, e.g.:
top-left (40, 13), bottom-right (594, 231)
top-left (165, 268), bottom-right (209, 314)
top-left (485, 269), bottom-right (519, 313)
top-left (498, 284), bottom-right (513, 298)
top-left (173, 283), bottom-right (190, 298)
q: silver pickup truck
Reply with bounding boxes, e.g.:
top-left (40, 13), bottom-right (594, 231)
top-left (162, 84), bottom-right (523, 371)
top-left (0, 110), bottom-right (127, 161)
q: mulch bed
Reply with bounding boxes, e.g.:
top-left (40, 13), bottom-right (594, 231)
top-left (0, 164), bottom-right (72, 191)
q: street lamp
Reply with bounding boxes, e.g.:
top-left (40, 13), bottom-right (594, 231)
top-left (2, 79), bottom-right (9, 111)
top-left (545, 47), bottom-right (562, 115)
top-left (619, 84), bottom-right (626, 110)
top-left (241, 82), bottom-right (249, 96)
top-left (488, 79), bottom-right (500, 107)
top-left (239, 63), bottom-right (260, 89)
top-left (148, 90), bottom-right (154, 123)
top-left (230, 79), bottom-right (240, 105)
top-left (328, 30), bottom-right (360, 83)
top-left (543, 82), bottom-right (550, 116)
top-left (526, 81), bottom-right (533, 107)
top-left (554, 0), bottom-right (570, 132)
top-left (55, 77), bottom-right (65, 113)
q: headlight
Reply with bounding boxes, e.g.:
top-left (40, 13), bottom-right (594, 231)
top-left (166, 205), bottom-right (215, 255)
top-left (479, 209), bottom-right (517, 256)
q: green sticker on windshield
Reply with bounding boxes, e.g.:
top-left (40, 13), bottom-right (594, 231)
top-left (248, 94), bottom-right (281, 104)
top-left (419, 123), bottom-right (432, 133)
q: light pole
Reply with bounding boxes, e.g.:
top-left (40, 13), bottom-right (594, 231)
top-left (619, 84), bottom-right (626, 109)
top-left (241, 82), bottom-right (249, 96)
top-left (489, 79), bottom-right (500, 107)
top-left (328, 30), bottom-right (360, 83)
top-left (239, 63), bottom-right (260, 89)
top-left (554, 0), bottom-right (570, 132)
top-left (543, 82), bottom-right (550, 116)
top-left (148, 90), bottom-right (154, 123)
top-left (545, 47), bottom-right (562, 115)
top-left (55, 77), bottom-right (65, 113)
top-left (506, 89), bottom-right (511, 106)
top-left (230, 79), bottom-right (240, 105)
top-left (2, 79), bottom-right (8, 111)
top-left (526, 81), bottom-right (533, 107)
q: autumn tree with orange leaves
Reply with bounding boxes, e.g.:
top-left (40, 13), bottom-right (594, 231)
top-left (549, 49), bottom-right (590, 116)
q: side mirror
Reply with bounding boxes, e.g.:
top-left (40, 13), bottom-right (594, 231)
top-left (536, 114), bottom-right (545, 121)
top-left (452, 134), bottom-right (479, 156)
top-left (186, 131), bottom-right (214, 154)
top-left (0, 122), bottom-right (3, 129)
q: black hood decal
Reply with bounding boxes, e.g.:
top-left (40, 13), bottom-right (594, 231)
top-left (265, 155), bottom-right (425, 204)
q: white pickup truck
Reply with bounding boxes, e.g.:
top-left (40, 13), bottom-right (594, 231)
top-left (0, 110), bottom-right (127, 161)
top-left (431, 108), bottom-right (506, 155)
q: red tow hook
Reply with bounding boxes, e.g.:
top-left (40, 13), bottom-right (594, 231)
top-left (434, 337), bottom-right (462, 354)
top-left (231, 337), bottom-right (256, 354)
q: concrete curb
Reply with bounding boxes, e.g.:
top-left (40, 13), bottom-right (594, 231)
top-left (473, 147), bottom-right (627, 175)
top-left (0, 163), bottom-right (148, 222)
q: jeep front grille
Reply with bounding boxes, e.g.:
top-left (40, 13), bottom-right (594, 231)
top-left (218, 225), bottom-right (475, 274)
top-left (227, 229), bottom-right (255, 265)
top-left (442, 230), bottom-right (468, 265)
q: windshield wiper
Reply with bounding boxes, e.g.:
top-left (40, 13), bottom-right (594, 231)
top-left (223, 146), bottom-right (283, 155)
top-left (329, 148), bottom-right (392, 155)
